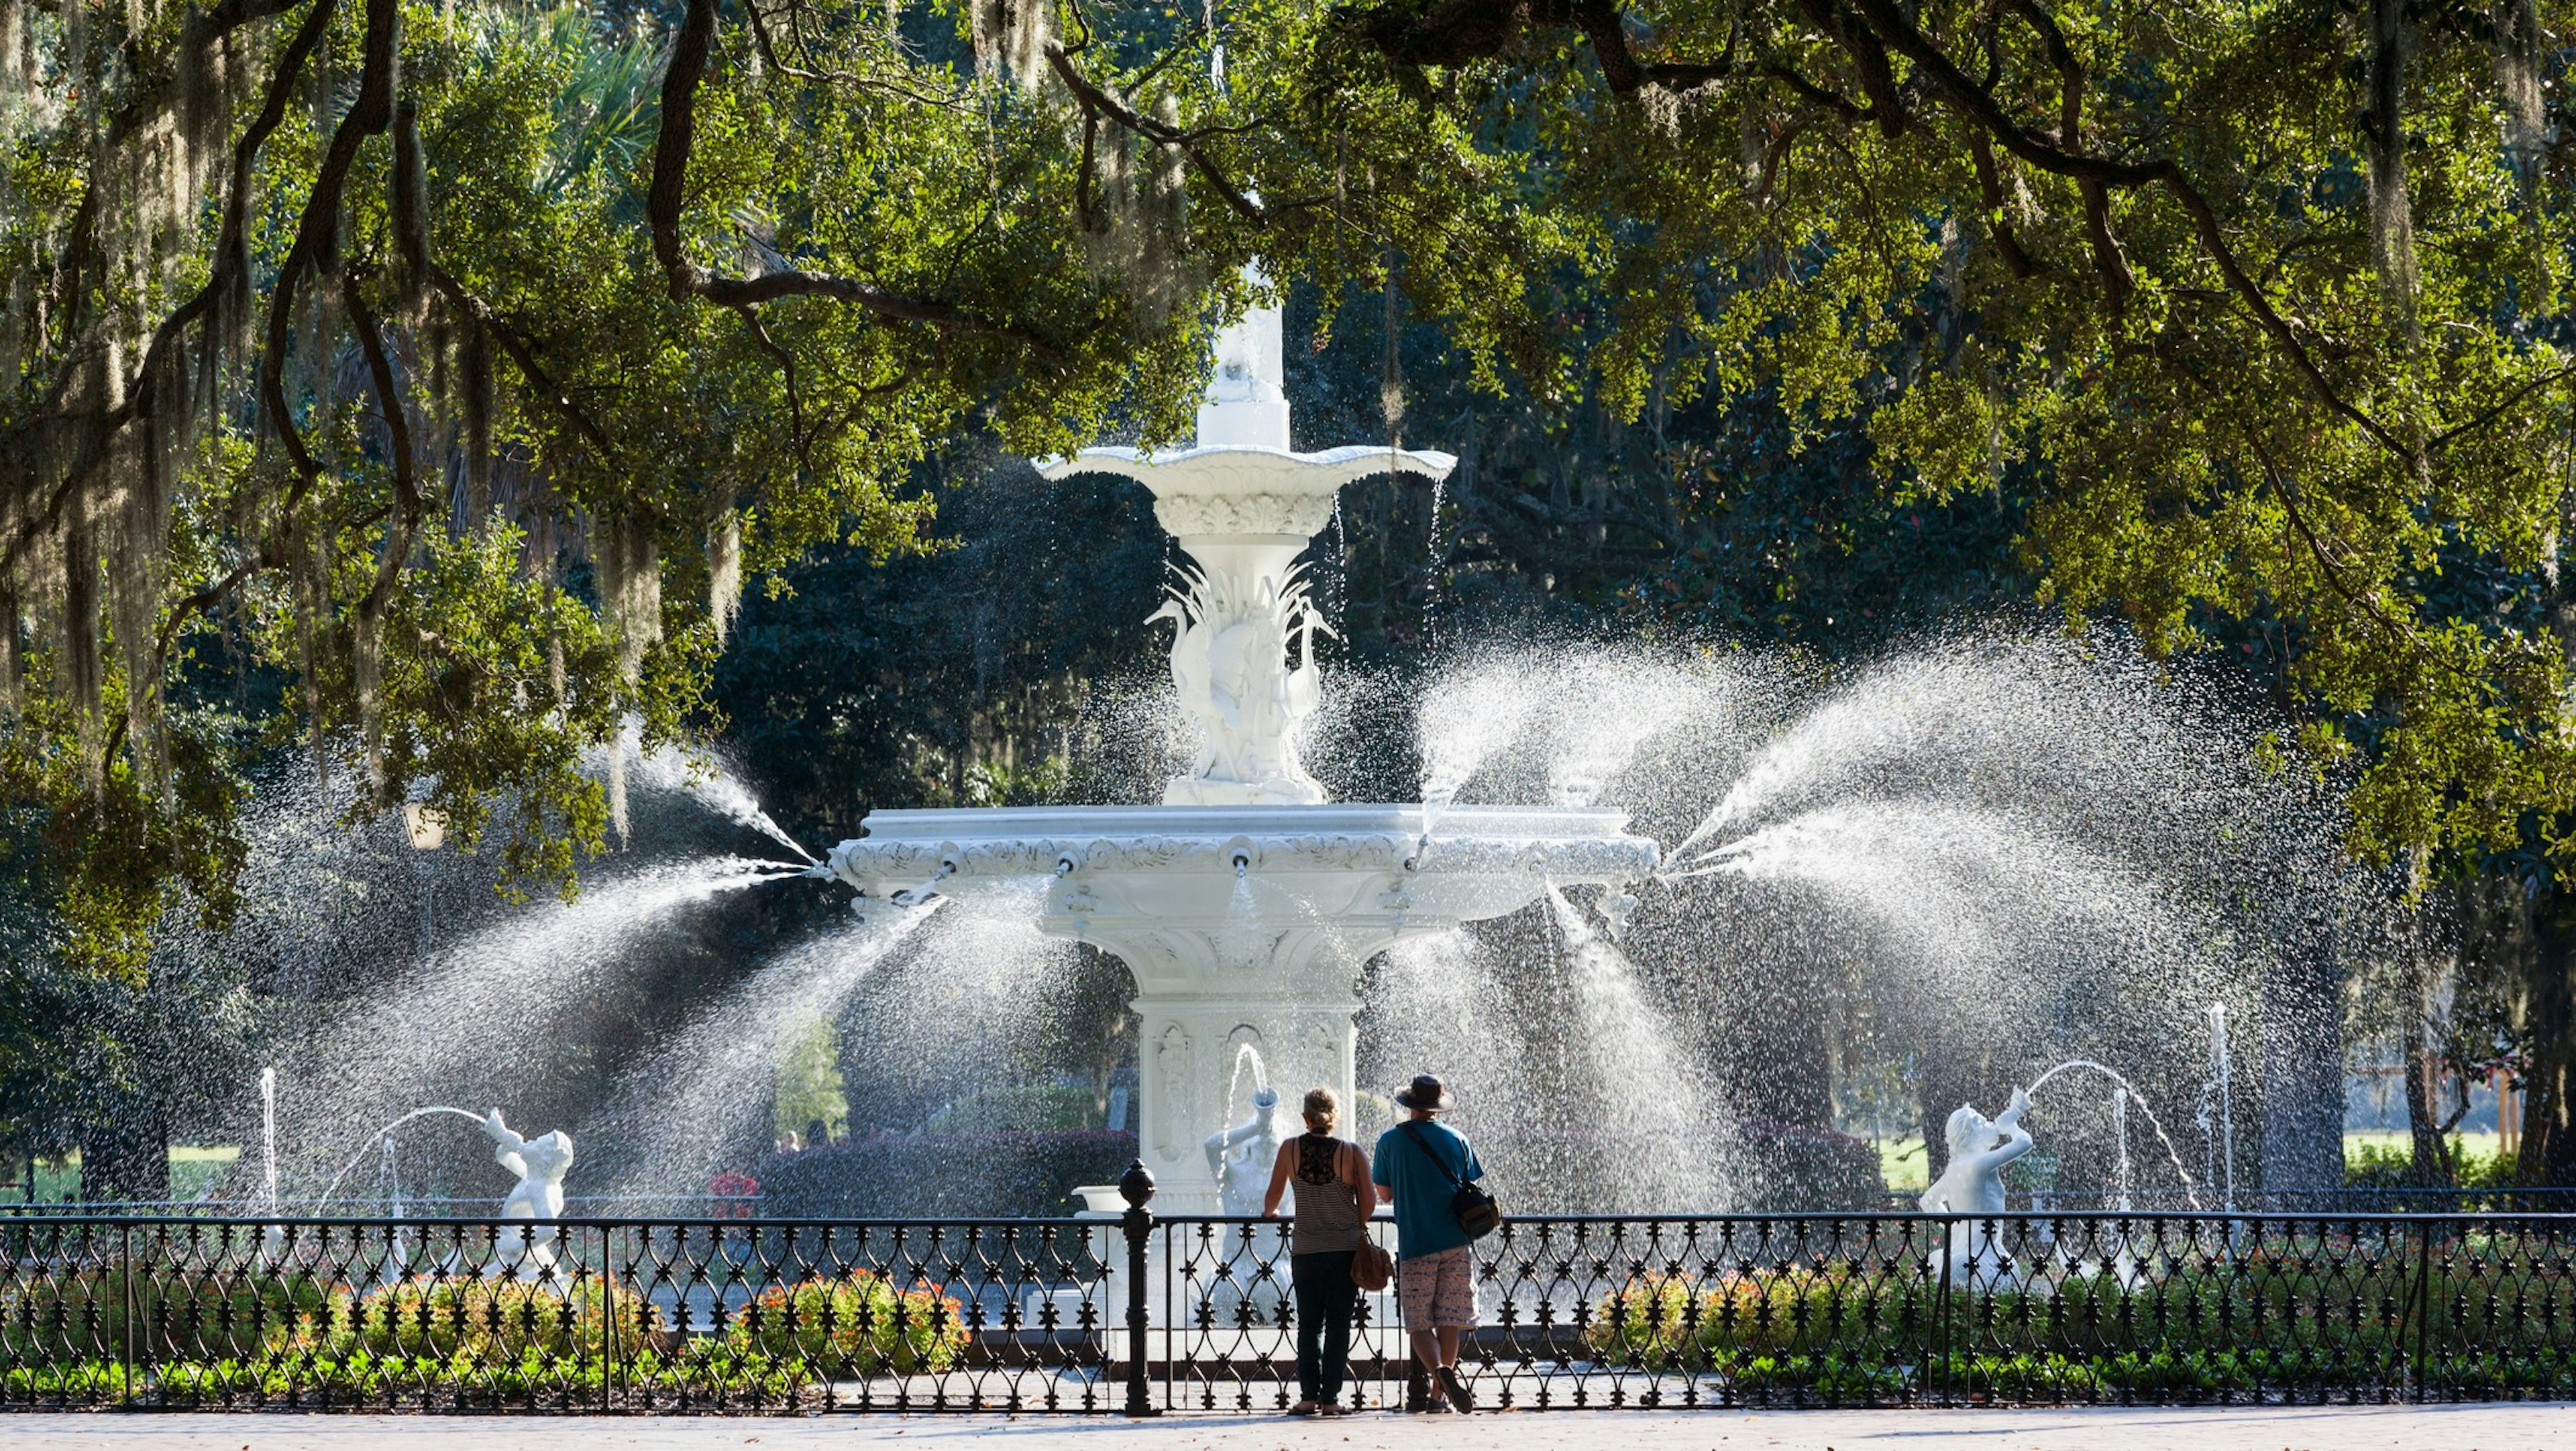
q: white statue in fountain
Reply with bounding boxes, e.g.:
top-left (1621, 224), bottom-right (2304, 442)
top-left (1203, 1087), bottom-right (1290, 1218)
top-left (1920, 1086), bottom-right (2033, 1286)
top-left (480, 1109), bottom-right (574, 1279)
top-left (1152, 566), bottom-right (1331, 803)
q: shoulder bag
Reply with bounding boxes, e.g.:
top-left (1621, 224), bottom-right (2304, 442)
top-left (1340, 1142), bottom-right (1395, 1289)
top-left (1400, 1121), bottom-right (1501, 1240)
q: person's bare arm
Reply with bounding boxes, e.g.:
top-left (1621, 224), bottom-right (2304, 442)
top-left (1345, 1143), bottom-right (1379, 1218)
top-left (1261, 1141), bottom-right (1295, 1217)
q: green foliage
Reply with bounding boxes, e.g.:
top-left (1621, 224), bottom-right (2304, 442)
top-left (772, 1016), bottom-right (850, 1143)
top-left (1588, 1234), bottom-right (2576, 1395)
top-left (3, 0), bottom-right (1230, 971)
top-left (2345, 1139), bottom-right (2520, 1193)
top-left (727, 1270), bottom-right (969, 1377)
top-left (278, 1274), bottom-right (657, 1364)
top-left (1223, 0), bottom-right (2576, 871)
top-left (0, 1262), bottom-right (345, 1364)
top-left (710, 464), bottom-right (1169, 839)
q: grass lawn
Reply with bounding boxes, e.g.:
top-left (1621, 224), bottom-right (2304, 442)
top-left (13, 1146), bottom-right (240, 1203)
top-left (1868, 1130), bottom-right (2510, 1200)
top-left (2345, 1128), bottom-right (2506, 1162)
top-left (1880, 1136), bottom-right (1929, 1192)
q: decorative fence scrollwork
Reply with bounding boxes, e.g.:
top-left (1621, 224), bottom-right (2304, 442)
top-left (3, 1190), bottom-right (2570, 1411)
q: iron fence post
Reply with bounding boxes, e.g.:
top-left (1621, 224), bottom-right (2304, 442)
top-left (1931, 1215), bottom-right (1953, 1407)
top-left (2410, 1216), bottom-right (2432, 1404)
top-left (120, 1221), bottom-right (137, 1408)
top-left (600, 1224), bottom-right (615, 1414)
top-left (1118, 1161), bottom-right (1161, 1417)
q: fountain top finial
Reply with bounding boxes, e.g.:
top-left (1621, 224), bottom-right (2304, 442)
top-left (1196, 278), bottom-right (1289, 451)
top-left (1035, 268), bottom-right (1456, 529)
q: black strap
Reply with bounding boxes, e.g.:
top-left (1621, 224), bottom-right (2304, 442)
top-left (1399, 1120), bottom-right (1466, 1189)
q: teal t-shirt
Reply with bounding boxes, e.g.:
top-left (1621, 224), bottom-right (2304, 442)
top-left (1372, 1119), bottom-right (1485, 1260)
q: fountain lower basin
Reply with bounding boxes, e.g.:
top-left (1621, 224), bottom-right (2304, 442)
top-left (817, 803), bottom-right (1656, 1210)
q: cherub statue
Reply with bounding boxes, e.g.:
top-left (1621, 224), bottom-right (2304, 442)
top-left (1919, 1087), bottom-right (2034, 1287)
top-left (1203, 1087), bottom-right (1289, 1218)
top-left (482, 1108), bottom-right (575, 1280)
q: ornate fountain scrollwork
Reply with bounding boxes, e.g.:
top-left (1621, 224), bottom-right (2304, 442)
top-left (1150, 561), bottom-right (1333, 807)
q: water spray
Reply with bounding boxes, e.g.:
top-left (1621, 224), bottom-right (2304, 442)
top-left (2026, 1059), bottom-right (2204, 1212)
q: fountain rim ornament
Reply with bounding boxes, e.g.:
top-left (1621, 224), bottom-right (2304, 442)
top-left (816, 802), bottom-right (1660, 910)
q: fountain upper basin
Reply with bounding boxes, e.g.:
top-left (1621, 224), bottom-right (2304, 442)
top-left (819, 803), bottom-right (1657, 991)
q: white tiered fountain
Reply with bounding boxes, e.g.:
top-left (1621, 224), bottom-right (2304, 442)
top-left (818, 286), bottom-right (1658, 1212)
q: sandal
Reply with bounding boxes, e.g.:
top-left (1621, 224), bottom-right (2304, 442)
top-left (1289, 1401), bottom-right (1320, 1417)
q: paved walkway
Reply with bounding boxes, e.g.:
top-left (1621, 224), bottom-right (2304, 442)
top-left (2, 1405), bottom-right (2568, 1451)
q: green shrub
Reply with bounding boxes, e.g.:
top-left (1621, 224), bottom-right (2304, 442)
top-left (1590, 1267), bottom-right (1931, 1369)
top-left (0, 1359), bottom-right (133, 1401)
top-left (266, 1275), bottom-right (659, 1365)
top-left (725, 1269), bottom-right (969, 1377)
top-left (0, 1264), bottom-right (347, 1363)
top-left (1588, 1231), bottom-right (2576, 1395)
top-left (2345, 1141), bottom-right (2519, 1195)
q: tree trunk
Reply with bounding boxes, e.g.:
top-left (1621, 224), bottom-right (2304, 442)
top-left (2522, 486), bottom-right (2576, 1185)
top-left (78, 1089), bottom-right (170, 1203)
top-left (2525, 485), bottom-right (2576, 1185)
top-left (2259, 922), bottom-right (2347, 1199)
top-left (2400, 936), bottom-right (2455, 1187)
top-left (2516, 888), bottom-right (2576, 1185)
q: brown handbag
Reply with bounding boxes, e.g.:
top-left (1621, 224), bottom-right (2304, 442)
top-left (1351, 1241), bottom-right (1393, 1291)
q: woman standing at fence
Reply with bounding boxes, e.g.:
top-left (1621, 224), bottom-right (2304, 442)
top-left (1263, 1086), bottom-right (1377, 1416)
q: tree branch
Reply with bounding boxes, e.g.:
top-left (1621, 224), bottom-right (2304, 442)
top-left (1042, 41), bottom-right (1278, 229)
top-left (2252, 441), bottom-right (2476, 682)
top-left (649, 0), bottom-right (1024, 337)
top-left (1836, 0), bottom-right (2412, 466)
top-left (257, 0), bottom-right (399, 490)
top-left (422, 266), bottom-right (621, 460)
top-left (727, 302), bottom-right (816, 478)
top-left (341, 274), bottom-right (423, 623)
top-left (1967, 130), bottom-right (2039, 278)
top-left (1996, 0), bottom-right (2128, 311)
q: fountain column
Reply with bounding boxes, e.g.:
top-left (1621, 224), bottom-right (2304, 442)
top-left (1070, 909), bottom-right (1377, 1214)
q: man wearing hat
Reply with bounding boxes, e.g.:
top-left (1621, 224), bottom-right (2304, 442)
top-left (1372, 1074), bottom-right (1485, 1413)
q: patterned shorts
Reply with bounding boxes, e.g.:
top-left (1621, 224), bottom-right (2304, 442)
top-left (1397, 1245), bottom-right (1479, 1332)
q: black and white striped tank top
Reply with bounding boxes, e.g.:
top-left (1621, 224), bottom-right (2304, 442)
top-left (1288, 1133), bottom-right (1367, 1255)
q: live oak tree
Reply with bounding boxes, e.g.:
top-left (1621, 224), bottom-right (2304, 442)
top-left (1, 0), bottom-right (1230, 976)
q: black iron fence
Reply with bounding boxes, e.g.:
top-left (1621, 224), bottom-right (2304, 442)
top-left (1877, 1187), bottom-right (2576, 1215)
top-left (3, 1178), bottom-right (2571, 1412)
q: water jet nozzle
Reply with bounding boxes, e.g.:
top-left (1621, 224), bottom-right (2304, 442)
top-left (1230, 850), bottom-right (1252, 877)
top-left (890, 861), bottom-right (955, 908)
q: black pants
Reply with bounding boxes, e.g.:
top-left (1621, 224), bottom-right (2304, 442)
top-left (1291, 1250), bottom-right (1358, 1403)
